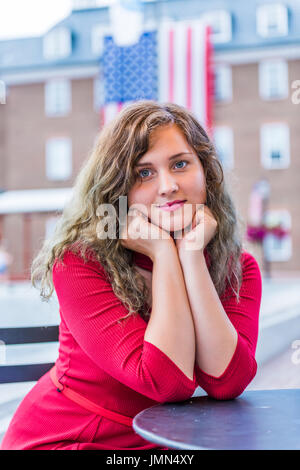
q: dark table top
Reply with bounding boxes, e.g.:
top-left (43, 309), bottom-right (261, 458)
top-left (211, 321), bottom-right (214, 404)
top-left (133, 389), bottom-right (300, 450)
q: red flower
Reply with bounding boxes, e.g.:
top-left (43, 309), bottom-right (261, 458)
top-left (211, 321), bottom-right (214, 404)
top-left (246, 224), bottom-right (289, 243)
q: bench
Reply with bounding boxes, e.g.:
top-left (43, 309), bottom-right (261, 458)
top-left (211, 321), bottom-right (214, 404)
top-left (0, 325), bottom-right (59, 383)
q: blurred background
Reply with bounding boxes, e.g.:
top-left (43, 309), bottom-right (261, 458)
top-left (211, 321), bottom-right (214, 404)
top-left (0, 0), bottom-right (300, 443)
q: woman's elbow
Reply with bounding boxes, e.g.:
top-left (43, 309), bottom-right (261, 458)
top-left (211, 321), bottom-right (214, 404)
top-left (151, 385), bottom-right (196, 404)
top-left (205, 366), bottom-right (258, 401)
top-left (207, 388), bottom-right (244, 401)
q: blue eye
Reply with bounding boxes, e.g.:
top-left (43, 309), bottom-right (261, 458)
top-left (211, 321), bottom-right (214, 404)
top-left (140, 169), bottom-right (151, 178)
top-left (137, 160), bottom-right (188, 180)
top-left (175, 160), bottom-right (187, 169)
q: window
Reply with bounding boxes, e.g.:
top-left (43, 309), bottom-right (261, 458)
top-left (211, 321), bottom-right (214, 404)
top-left (43, 27), bottom-right (72, 60)
top-left (259, 60), bottom-right (288, 100)
top-left (214, 64), bottom-right (232, 102)
top-left (45, 79), bottom-right (71, 116)
top-left (213, 126), bottom-right (234, 170)
top-left (202, 10), bottom-right (232, 43)
top-left (263, 210), bottom-right (292, 262)
top-left (46, 138), bottom-right (72, 181)
top-left (91, 24), bottom-right (110, 56)
top-left (72, 0), bottom-right (110, 9)
top-left (256, 3), bottom-right (288, 38)
top-left (261, 123), bottom-right (290, 169)
top-left (73, 0), bottom-right (157, 6)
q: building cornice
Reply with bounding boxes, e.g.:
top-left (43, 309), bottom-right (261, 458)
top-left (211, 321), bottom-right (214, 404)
top-left (0, 188), bottom-right (73, 214)
top-left (0, 64), bottom-right (100, 86)
top-left (215, 43), bottom-right (300, 64)
top-left (2, 42), bottom-right (300, 86)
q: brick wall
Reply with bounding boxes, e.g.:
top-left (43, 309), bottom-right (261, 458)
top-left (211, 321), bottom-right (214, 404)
top-left (4, 78), bottom-right (100, 190)
top-left (214, 60), bottom-right (300, 273)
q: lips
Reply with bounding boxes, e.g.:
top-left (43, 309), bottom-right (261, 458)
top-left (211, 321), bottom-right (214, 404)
top-left (158, 200), bottom-right (187, 212)
top-left (160, 200), bottom-right (187, 208)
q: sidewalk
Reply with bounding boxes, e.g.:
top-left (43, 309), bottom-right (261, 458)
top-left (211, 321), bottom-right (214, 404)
top-left (247, 345), bottom-right (300, 390)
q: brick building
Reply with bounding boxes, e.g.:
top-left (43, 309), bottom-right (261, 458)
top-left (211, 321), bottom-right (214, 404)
top-left (0, 0), bottom-right (299, 279)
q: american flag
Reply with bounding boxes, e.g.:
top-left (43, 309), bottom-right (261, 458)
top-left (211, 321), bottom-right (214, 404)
top-left (100, 19), bottom-right (213, 131)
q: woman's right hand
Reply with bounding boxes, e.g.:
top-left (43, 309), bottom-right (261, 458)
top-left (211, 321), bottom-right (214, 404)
top-left (120, 206), bottom-right (174, 261)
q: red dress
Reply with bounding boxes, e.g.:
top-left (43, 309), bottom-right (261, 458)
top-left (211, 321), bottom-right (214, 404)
top-left (1, 247), bottom-right (262, 450)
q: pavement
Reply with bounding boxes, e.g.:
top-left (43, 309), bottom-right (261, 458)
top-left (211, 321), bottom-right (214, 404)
top-left (247, 344), bottom-right (300, 391)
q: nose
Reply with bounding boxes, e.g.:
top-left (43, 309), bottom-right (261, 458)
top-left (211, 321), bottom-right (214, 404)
top-left (158, 172), bottom-right (179, 196)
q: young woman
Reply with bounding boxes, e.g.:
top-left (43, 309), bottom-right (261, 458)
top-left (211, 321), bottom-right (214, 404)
top-left (1, 101), bottom-right (262, 450)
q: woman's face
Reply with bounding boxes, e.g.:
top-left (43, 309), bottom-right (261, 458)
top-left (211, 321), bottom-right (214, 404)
top-left (128, 124), bottom-right (207, 234)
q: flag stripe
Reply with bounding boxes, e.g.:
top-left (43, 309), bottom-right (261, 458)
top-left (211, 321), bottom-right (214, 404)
top-left (192, 20), bottom-right (206, 127)
top-left (205, 25), bottom-right (213, 133)
top-left (186, 26), bottom-right (192, 110)
top-left (168, 29), bottom-right (174, 102)
top-left (159, 19), bottom-right (212, 128)
top-left (158, 22), bottom-right (169, 103)
top-left (173, 21), bottom-right (186, 107)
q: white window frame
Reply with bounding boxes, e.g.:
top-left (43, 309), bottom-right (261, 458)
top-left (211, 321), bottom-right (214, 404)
top-left (72, 0), bottom-right (110, 9)
top-left (259, 59), bottom-right (289, 100)
top-left (45, 138), bottom-right (72, 181)
top-left (45, 79), bottom-right (72, 116)
top-left (263, 210), bottom-right (292, 262)
top-left (214, 64), bottom-right (232, 102)
top-left (213, 126), bottom-right (234, 170)
top-left (91, 24), bottom-right (111, 56)
top-left (43, 27), bottom-right (72, 60)
top-left (260, 123), bottom-right (290, 169)
top-left (202, 10), bottom-right (232, 43)
top-left (256, 3), bottom-right (288, 38)
top-left (73, 0), bottom-right (157, 7)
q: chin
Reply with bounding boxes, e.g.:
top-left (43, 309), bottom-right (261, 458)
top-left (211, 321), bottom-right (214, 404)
top-left (152, 211), bottom-right (194, 234)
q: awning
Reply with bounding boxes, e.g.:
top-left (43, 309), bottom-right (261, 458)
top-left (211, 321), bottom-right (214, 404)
top-left (0, 188), bottom-right (74, 214)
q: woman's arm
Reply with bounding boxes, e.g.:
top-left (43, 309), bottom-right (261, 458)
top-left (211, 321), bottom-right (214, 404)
top-left (174, 206), bottom-right (261, 399)
top-left (179, 250), bottom-right (262, 399)
top-left (144, 242), bottom-right (196, 381)
top-left (179, 250), bottom-right (238, 377)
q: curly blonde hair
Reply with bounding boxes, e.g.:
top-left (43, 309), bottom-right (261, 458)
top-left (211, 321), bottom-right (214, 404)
top-left (31, 100), bottom-right (244, 321)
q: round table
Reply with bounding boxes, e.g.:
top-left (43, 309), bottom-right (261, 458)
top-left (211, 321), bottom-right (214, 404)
top-left (133, 389), bottom-right (300, 450)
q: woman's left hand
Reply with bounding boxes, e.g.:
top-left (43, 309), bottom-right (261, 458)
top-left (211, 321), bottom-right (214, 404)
top-left (175, 205), bottom-right (218, 258)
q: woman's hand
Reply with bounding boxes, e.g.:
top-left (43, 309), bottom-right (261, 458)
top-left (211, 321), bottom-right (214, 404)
top-left (120, 205), bottom-right (173, 262)
top-left (175, 205), bottom-right (218, 258)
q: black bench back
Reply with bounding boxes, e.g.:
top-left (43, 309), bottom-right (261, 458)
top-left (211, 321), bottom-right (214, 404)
top-left (0, 325), bottom-right (59, 383)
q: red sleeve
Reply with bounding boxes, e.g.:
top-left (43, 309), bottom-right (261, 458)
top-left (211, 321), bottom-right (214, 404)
top-left (52, 250), bottom-right (197, 403)
top-left (194, 251), bottom-right (262, 400)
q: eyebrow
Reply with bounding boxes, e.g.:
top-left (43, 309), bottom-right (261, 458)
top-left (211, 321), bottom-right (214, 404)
top-left (135, 152), bottom-right (193, 167)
